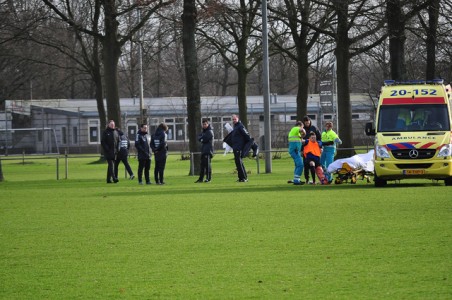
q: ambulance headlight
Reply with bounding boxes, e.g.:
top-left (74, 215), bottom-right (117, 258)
top-left (375, 144), bottom-right (390, 158)
top-left (437, 144), bottom-right (452, 157)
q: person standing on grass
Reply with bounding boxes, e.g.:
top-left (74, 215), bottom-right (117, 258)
top-left (229, 114), bottom-right (251, 182)
top-left (114, 129), bottom-right (135, 180)
top-left (195, 119), bottom-right (214, 183)
top-left (320, 121), bottom-right (342, 183)
top-left (101, 120), bottom-right (119, 184)
top-left (287, 121), bottom-right (306, 185)
top-left (150, 123), bottom-right (169, 185)
top-left (135, 123), bottom-right (152, 185)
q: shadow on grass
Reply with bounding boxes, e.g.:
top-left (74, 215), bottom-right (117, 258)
top-left (88, 158), bottom-right (106, 165)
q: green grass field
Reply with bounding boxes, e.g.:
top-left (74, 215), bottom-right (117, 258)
top-left (0, 154), bottom-right (451, 299)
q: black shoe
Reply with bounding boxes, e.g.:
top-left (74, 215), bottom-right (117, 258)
top-left (238, 179), bottom-right (248, 182)
top-left (113, 178), bottom-right (119, 183)
top-left (204, 179), bottom-right (210, 183)
top-left (194, 179), bottom-right (203, 183)
top-left (160, 182), bottom-right (165, 185)
top-left (146, 182), bottom-right (152, 185)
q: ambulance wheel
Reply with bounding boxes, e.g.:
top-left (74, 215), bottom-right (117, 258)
top-left (374, 174), bottom-right (387, 187)
top-left (445, 177), bottom-right (452, 186)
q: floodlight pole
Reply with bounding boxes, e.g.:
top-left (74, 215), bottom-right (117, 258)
top-left (262, 0), bottom-right (272, 173)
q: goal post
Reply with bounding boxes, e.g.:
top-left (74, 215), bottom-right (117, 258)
top-left (0, 128), bottom-right (60, 155)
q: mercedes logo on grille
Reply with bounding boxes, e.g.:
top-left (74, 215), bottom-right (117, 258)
top-left (409, 149), bottom-right (419, 158)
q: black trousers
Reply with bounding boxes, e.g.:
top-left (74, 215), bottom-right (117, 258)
top-left (154, 158), bottom-right (167, 184)
top-left (106, 159), bottom-right (117, 182)
top-left (198, 154), bottom-right (212, 181)
top-left (138, 158), bottom-right (151, 183)
top-left (234, 150), bottom-right (247, 180)
top-left (114, 156), bottom-right (133, 178)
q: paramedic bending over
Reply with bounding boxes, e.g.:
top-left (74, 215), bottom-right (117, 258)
top-left (320, 122), bottom-right (342, 183)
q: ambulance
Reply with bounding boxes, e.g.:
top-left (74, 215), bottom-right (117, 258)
top-left (365, 79), bottom-right (452, 186)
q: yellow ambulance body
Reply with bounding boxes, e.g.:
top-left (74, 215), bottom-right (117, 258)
top-left (365, 80), bottom-right (452, 186)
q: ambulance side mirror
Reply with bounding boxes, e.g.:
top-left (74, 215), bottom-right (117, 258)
top-left (365, 122), bottom-right (375, 136)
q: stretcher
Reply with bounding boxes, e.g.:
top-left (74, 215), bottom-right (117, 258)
top-left (327, 150), bottom-right (374, 184)
top-left (332, 162), bottom-right (372, 184)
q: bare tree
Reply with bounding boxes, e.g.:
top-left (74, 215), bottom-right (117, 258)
top-left (182, 0), bottom-right (202, 174)
top-left (307, 0), bottom-right (387, 157)
top-left (386, 0), bottom-right (430, 81)
top-left (197, 0), bottom-right (262, 128)
top-left (41, 0), bottom-right (175, 128)
top-left (269, 0), bottom-right (332, 120)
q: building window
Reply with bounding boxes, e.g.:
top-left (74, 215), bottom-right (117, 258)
top-left (72, 126), bottom-right (78, 144)
top-left (352, 114), bottom-right (360, 119)
top-left (323, 114), bottom-right (333, 120)
top-left (175, 123), bottom-right (185, 141)
top-left (127, 125), bottom-right (137, 142)
top-left (89, 120), bottom-right (99, 144)
top-left (61, 127), bottom-right (67, 145)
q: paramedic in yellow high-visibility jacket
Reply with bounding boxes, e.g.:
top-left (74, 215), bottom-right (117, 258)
top-left (288, 121), bottom-right (306, 185)
top-left (320, 122), bottom-right (342, 183)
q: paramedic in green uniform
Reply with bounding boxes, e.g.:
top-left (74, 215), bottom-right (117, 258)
top-left (320, 121), bottom-right (342, 183)
top-left (288, 121), bottom-right (306, 185)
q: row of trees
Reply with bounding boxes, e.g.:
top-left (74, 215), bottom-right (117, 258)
top-left (0, 0), bottom-right (451, 178)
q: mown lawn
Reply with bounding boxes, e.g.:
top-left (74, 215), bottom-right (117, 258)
top-left (0, 154), bottom-right (450, 299)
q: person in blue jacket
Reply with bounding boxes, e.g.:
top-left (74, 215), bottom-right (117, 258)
top-left (150, 123), bottom-right (169, 185)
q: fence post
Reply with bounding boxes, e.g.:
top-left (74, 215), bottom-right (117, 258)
top-left (56, 157), bottom-right (59, 180)
top-left (256, 154), bottom-right (260, 174)
top-left (190, 152), bottom-right (194, 176)
top-left (65, 150), bottom-right (68, 179)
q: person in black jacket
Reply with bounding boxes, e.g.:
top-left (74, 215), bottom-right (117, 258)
top-left (150, 123), bottom-right (169, 185)
top-left (195, 119), bottom-right (214, 183)
top-left (230, 114), bottom-right (251, 182)
top-left (302, 116), bottom-right (321, 140)
top-left (135, 124), bottom-right (152, 185)
top-left (101, 120), bottom-right (119, 183)
top-left (114, 129), bottom-right (134, 180)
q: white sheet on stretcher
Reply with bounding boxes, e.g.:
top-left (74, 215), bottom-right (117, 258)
top-left (327, 150), bottom-right (374, 173)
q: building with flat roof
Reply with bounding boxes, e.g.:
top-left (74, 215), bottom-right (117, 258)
top-left (1, 94), bottom-right (375, 155)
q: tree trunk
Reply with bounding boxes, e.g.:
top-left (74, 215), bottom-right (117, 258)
top-left (387, 0), bottom-right (406, 81)
top-left (102, 0), bottom-right (122, 128)
top-left (335, 2), bottom-right (354, 158)
top-left (296, 48), bottom-right (309, 120)
top-left (426, 0), bottom-right (439, 80)
top-left (182, 0), bottom-right (202, 175)
top-left (237, 38), bottom-right (248, 129)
